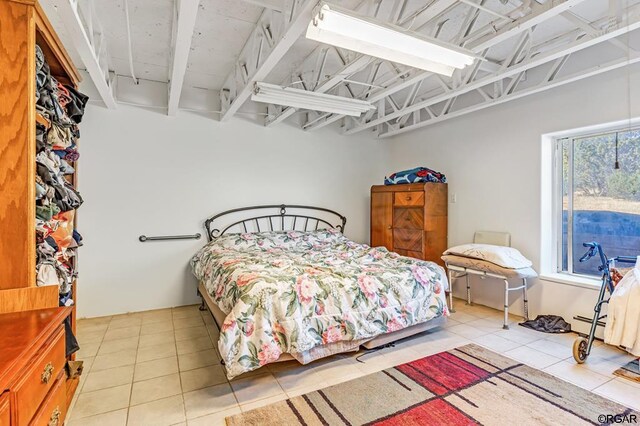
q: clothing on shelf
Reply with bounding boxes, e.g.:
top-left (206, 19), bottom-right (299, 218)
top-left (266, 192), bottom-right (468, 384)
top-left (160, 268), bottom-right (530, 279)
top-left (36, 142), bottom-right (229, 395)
top-left (34, 44), bottom-right (88, 308)
top-left (384, 166), bottom-right (447, 185)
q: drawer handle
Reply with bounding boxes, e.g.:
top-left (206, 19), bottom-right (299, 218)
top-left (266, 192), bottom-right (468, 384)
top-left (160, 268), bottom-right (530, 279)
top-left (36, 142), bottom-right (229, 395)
top-left (387, 225), bottom-right (392, 229)
top-left (48, 406), bottom-right (61, 426)
top-left (405, 196), bottom-right (412, 201)
top-left (41, 362), bottom-right (54, 384)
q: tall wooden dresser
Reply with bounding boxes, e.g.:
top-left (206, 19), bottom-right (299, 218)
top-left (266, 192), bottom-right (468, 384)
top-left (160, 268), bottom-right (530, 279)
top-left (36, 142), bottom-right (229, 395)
top-left (371, 183), bottom-right (448, 267)
top-left (0, 0), bottom-right (83, 422)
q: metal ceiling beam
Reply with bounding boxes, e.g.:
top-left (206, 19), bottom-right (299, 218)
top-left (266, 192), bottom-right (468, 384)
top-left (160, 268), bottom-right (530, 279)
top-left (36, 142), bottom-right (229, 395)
top-left (379, 53), bottom-right (640, 138)
top-left (302, 68), bottom-right (433, 131)
top-left (265, 54), bottom-right (372, 127)
top-left (305, 0), bottom-right (585, 132)
top-left (167, 0), bottom-right (200, 116)
top-left (343, 7), bottom-right (640, 135)
top-left (398, 0), bottom-right (459, 31)
top-left (268, 0), bottom-right (498, 129)
top-left (262, 0), bottom-right (385, 126)
top-left (287, 1), bottom-right (465, 130)
top-left (457, 0), bottom-right (510, 21)
top-left (240, 0), bottom-right (284, 12)
top-left (463, 0), bottom-right (587, 50)
top-left (56, 0), bottom-right (117, 109)
top-left (561, 11), bottom-right (637, 55)
top-left (219, 0), bottom-right (317, 121)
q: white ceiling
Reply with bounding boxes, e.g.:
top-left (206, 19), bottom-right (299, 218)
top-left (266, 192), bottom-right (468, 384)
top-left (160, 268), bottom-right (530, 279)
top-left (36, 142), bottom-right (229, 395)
top-left (187, 0), bottom-right (264, 89)
top-left (44, 0), bottom-right (540, 89)
top-left (44, 0), bottom-right (265, 90)
top-left (41, 0), bottom-right (640, 134)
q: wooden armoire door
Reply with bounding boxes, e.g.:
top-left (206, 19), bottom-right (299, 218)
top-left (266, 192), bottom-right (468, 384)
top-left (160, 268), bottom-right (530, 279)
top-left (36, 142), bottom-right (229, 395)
top-left (370, 192), bottom-right (393, 250)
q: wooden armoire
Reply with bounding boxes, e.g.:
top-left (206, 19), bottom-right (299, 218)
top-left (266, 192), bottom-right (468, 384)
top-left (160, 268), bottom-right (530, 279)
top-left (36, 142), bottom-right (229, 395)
top-left (370, 183), bottom-right (448, 267)
top-left (0, 0), bottom-right (82, 419)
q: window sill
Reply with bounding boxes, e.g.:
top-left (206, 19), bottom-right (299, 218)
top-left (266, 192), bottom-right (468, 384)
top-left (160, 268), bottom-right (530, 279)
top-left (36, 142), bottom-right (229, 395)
top-left (539, 273), bottom-right (602, 290)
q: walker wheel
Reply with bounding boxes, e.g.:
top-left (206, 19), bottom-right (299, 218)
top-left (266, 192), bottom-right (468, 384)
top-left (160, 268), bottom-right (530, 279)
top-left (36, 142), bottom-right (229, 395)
top-left (572, 337), bottom-right (589, 364)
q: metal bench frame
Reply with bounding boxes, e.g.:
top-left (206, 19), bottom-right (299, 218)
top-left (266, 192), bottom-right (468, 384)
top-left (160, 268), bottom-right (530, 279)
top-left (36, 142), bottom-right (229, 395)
top-left (445, 231), bottom-right (531, 329)
top-left (447, 266), bottom-right (529, 329)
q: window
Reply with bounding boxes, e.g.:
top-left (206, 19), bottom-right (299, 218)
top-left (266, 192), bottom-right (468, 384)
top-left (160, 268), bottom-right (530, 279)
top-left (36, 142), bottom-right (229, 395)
top-left (556, 127), bottom-right (640, 277)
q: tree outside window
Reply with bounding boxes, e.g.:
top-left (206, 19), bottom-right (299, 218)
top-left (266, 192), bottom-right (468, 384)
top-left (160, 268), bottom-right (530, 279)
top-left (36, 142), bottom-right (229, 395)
top-left (560, 128), bottom-right (640, 276)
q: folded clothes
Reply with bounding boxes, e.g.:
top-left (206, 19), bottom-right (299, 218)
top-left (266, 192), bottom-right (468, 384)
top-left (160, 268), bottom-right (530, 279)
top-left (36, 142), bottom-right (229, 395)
top-left (36, 125), bottom-right (47, 152)
top-left (37, 240), bottom-right (58, 261)
top-left (384, 166), bottom-right (447, 185)
top-left (37, 262), bottom-right (62, 287)
top-left (37, 150), bottom-right (61, 175)
top-left (56, 83), bottom-right (72, 108)
top-left (59, 159), bottom-right (75, 175)
top-left (72, 230), bottom-right (83, 247)
top-left (48, 123), bottom-right (73, 149)
top-left (64, 84), bottom-right (89, 124)
top-left (36, 203), bottom-right (61, 221)
top-left (55, 181), bottom-right (83, 212)
top-left (36, 182), bottom-right (47, 200)
top-left (36, 162), bottom-right (65, 196)
top-left (45, 236), bottom-right (59, 252)
top-left (51, 210), bottom-right (76, 250)
top-left (35, 44), bottom-right (88, 303)
top-left (53, 148), bottom-right (79, 162)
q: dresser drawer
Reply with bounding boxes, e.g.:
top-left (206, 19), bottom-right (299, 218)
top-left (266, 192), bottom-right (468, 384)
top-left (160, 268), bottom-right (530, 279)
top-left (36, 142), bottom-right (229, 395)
top-left (393, 208), bottom-right (423, 230)
top-left (15, 327), bottom-right (65, 426)
top-left (29, 372), bottom-right (66, 426)
top-left (0, 392), bottom-right (10, 426)
top-left (395, 249), bottom-right (423, 259)
top-left (394, 191), bottom-right (424, 206)
top-left (393, 229), bottom-right (423, 252)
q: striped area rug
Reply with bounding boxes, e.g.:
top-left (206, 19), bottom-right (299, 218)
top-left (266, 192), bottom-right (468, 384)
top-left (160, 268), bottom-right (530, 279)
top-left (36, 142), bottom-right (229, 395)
top-left (227, 344), bottom-right (638, 425)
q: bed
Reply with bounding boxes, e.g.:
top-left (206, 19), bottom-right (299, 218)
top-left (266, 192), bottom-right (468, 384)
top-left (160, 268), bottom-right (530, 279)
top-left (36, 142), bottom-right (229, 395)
top-left (191, 205), bottom-right (449, 378)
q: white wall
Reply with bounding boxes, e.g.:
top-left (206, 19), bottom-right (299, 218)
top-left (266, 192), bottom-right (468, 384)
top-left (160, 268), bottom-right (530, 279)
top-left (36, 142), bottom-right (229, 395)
top-left (386, 65), bottom-right (640, 333)
top-left (77, 66), bottom-right (639, 324)
top-left (76, 104), bottom-right (388, 318)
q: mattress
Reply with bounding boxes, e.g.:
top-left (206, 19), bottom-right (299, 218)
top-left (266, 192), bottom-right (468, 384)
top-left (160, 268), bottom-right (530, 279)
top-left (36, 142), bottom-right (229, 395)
top-left (191, 229), bottom-right (449, 378)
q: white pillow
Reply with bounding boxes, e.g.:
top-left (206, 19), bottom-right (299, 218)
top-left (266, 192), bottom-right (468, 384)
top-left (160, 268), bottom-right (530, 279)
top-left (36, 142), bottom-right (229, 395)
top-left (443, 244), bottom-right (532, 269)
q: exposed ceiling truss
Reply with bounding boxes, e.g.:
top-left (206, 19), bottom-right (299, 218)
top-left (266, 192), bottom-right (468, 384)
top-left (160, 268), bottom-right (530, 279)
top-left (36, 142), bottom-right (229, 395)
top-left (167, 0), bottom-right (201, 116)
top-left (219, 0), bottom-right (319, 121)
top-left (56, 0), bottom-right (117, 109)
top-left (344, 1), bottom-right (640, 137)
top-left (48, 0), bottom-right (640, 135)
top-left (216, 0), bottom-right (639, 136)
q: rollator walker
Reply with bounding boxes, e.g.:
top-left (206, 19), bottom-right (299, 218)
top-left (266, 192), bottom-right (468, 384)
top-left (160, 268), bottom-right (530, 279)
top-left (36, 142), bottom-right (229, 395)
top-left (572, 242), bottom-right (637, 363)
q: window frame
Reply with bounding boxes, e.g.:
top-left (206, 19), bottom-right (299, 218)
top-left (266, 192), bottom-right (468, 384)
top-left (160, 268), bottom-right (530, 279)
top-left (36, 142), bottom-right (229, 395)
top-left (552, 124), bottom-right (639, 279)
top-left (541, 118), bottom-right (640, 288)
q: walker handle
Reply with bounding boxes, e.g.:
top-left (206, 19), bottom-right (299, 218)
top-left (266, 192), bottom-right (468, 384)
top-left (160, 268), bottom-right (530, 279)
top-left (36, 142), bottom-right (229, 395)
top-left (579, 242), bottom-right (598, 263)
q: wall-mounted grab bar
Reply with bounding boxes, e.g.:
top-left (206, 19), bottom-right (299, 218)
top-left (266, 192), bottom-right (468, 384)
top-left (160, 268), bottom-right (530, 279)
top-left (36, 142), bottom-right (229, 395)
top-left (139, 233), bottom-right (202, 242)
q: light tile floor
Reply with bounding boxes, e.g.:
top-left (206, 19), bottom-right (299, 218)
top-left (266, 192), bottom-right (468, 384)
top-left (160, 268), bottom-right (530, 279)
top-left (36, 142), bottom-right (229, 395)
top-left (68, 300), bottom-right (640, 425)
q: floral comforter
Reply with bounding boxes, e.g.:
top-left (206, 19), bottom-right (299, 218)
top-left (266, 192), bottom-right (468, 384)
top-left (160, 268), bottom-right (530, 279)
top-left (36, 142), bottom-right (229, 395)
top-left (190, 229), bottom-right (448, 378)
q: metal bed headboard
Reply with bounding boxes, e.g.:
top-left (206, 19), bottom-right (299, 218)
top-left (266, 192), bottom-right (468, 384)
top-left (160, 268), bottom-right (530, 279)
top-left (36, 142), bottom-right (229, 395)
top-left (204, 204), bottom-right (347, 242)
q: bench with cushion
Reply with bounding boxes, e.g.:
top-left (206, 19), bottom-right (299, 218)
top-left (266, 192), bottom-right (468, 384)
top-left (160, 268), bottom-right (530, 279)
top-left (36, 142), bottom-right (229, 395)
top-left (442, 231), bottom-right (536, 329)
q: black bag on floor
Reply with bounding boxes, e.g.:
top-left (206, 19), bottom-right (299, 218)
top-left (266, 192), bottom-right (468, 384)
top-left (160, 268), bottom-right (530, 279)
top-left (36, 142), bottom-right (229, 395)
top-left (520, 315), bottom-right (571, 333)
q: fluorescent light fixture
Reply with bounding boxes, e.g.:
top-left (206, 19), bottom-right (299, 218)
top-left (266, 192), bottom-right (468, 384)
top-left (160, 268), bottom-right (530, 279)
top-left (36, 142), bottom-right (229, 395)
top-left (251, 82), bottom-right (375, 116)
top-left (306, 3), bottom-right (478, 77)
